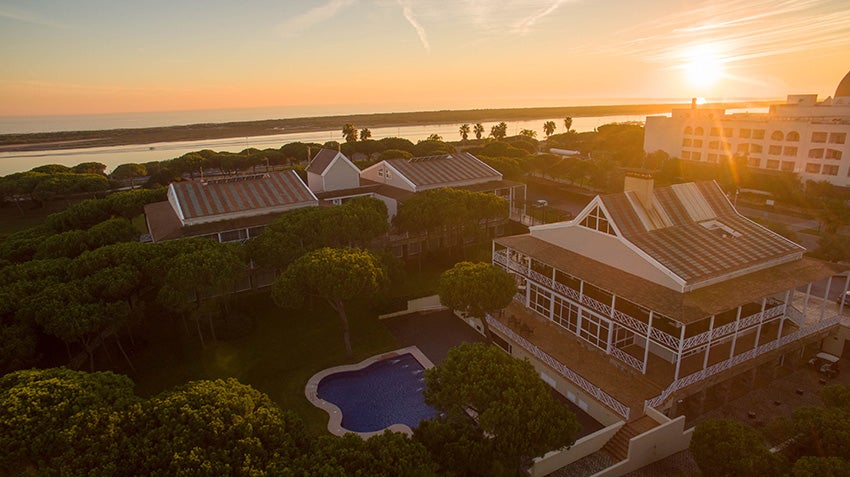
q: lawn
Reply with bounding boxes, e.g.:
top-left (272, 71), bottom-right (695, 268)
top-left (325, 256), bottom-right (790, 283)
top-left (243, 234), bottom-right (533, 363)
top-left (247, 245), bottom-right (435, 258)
top-left (129, 292), bottom-right (401, 435)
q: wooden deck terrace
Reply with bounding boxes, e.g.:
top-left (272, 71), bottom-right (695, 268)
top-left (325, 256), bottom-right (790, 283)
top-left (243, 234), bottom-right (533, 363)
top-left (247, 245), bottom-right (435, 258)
top-left (495, 299), bottom-right (842, 420)
top-left (495, 301), bottom-right (663, 421)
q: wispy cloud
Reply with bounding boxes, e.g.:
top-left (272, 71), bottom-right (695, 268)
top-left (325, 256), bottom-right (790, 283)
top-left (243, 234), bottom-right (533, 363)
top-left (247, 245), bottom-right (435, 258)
top-left (279, 0), bottom-right (357, 37)
top-left (398, 0), bottom-right (430, 52)
top-left (594, 0), bottom-right (850, 69)
top-left (0, 6), bottom-right (72, 30)
top-left (511, 0), bottom-right (568, 35)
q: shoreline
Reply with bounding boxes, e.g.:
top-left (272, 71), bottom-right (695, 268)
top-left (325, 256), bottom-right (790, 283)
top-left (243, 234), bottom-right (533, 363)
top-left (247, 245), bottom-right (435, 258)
top-left (0, 101), bottom-right (776, 153)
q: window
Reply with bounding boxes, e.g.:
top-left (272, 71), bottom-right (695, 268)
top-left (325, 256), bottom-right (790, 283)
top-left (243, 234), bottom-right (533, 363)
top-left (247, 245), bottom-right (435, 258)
top-left (812, 132), bottom-right (828, 143)
top-left (771, 130), bottom-right (784, 141)
top-left (783, 146), bottom-right (798, 156)
top-left (247, 226), bottom-right (266, 238)
top-left (781, 161), bottom-right (795, 172)
top-left (829, 133), bottom-right (847, 144)
top-left (722, 141), bottom-right (731, 151)
top-left (809, 148), bottom-right (825, 159)
top-left (529, 283), bottom-right (552, 317)
top-left (692, 152), bottom-right (701, 161)
top-left (377, 170), bottom-right (384, 177)
top-left (747, 157), bottom-right (761, 167)
top-left (552, 296), bottom-right (579, 333)
top-left (766, 159), bottom-right (780, 169)
top-left (578, 312), bottom-right (610, 351)
top-left (806, 163), bottom-right (822, 173)
top-left (786, 131), bottom-right (800, 142)
top-left (694, 127), bottom-right (704, 136)
top-left (768, 145), bottom-right (782, 155)
top-left (693, 139), bottom-right (703, 147)
top-left (740, 128), bottom-right (752, 138)
top-left (737, 143), bottom-right (750, 153)
top-left (710, 127), bottom-right (720, 136)
top-left (708, 153), bottom-right (718, 162)
top-left (684, 126), bottom-right (693, 135)
top-left (579, 206), bottom-right (615, 235)
top-left (826, 149), bottom-right (843, 160)
top-left (220, 229), bottom-right (248, 243)
top-left (823, 165), bottom-right (839, 176)
top-left (682, 138), bottom-right (692, 147)
top-left (681, 151), bottom-right (691, 159)
top-left (751, 144), bottom-right (763, 153)
top-left (709, 140), bottom-right (719, 149)
top-left (753, 129), bottom-right (765, 139)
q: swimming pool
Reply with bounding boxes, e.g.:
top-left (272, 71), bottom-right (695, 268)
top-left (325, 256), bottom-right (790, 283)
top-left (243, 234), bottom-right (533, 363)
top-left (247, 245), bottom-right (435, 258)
top-left (306, 346), bottom-right (439, 437)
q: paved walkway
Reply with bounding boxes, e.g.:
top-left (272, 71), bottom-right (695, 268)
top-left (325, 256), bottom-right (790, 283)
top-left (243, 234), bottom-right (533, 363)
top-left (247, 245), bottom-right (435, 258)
top-left (382, 310), bottom-right (604, 437)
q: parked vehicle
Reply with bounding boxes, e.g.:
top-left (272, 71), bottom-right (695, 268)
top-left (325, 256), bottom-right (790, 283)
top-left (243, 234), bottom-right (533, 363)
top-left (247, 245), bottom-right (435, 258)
top-left (808, 352), bottom-right (840, 378)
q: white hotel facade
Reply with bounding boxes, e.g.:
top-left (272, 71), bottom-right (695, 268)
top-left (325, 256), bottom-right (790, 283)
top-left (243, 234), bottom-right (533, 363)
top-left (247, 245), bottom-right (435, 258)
top-left (644, 70), bottom-right (850, 187)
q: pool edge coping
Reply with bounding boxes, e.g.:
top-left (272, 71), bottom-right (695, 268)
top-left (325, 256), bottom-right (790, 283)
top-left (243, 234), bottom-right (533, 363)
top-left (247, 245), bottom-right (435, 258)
top-left (304, 345), bottom-right (436, 439)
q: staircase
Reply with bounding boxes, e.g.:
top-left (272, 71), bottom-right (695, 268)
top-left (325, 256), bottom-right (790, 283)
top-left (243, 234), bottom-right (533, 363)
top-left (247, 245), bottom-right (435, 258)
top-left (601, 416), bottom-right (658, 461)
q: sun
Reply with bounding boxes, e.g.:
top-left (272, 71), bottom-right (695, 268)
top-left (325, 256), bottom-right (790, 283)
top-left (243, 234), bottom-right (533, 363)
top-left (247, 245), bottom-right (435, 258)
top-left (680, 44), bottom-right (725, 89)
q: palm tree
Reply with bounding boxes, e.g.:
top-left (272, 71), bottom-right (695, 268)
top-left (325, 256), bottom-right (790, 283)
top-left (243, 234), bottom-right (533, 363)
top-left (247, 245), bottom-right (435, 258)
top-left (564, 117), bottom-right (573, 132)
top-left (543, 121), bottom-right (556, 138)
top-left (342, 123), bottom-right (358, 143)
top-left (520, 129), bottom-right (537, 138)
top-left (360, 128), bottom-right (371, 141)
top-left (490, 122), bottom-right (508, 140)
top-left (473, 123), bottom-right (485, 140)
top-left (459, 123), bottom-right (471, 141)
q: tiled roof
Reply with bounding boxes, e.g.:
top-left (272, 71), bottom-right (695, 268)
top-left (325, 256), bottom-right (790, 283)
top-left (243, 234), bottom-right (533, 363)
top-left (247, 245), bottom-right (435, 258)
top-left (306, 149), bottom-right (340, 174)
top-left (385, 152), bottom-right (501, 190)
top-left (172, 171), bottom-right (316, 221)
top-left (600, 181), bottom-right (804, 286)
top-left (495, 234), bottom-right (841, 323)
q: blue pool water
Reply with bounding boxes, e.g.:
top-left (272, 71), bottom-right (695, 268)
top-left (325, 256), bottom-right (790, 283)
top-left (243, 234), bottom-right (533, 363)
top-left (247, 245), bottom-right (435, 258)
top-left (317, 353), bottom-right (439, 432)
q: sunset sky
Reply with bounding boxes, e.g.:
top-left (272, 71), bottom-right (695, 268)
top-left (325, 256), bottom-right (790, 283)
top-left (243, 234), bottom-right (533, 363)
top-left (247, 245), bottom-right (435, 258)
top-left (1, 0), bottom-right (849, 117)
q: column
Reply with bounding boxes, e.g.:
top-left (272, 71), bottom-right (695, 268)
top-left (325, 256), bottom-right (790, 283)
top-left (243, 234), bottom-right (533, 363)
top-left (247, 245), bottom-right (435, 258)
top-left (819, 276), bottom-right (833, 323)
top-left (702, 315), bottom-right (715, 370)
top-left (642, 311), bottom-right (654, 374)
top-left (606, 294), bottom-right (617, 354)
top-left (802, 283), bottom-right (812, 324)
top-left (841, 274), bottom-right (850, 316)
top-left (753, 298), bottom-right (767, 349)
top-left (673, 322), bottom-right (687, 381)
top-left (729, 305), bottom-right (743, 359)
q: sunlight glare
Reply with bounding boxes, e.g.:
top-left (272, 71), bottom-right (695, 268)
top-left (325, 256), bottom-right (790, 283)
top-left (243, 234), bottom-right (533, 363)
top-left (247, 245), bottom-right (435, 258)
top-left (681, 44), bottom-right (724, 89)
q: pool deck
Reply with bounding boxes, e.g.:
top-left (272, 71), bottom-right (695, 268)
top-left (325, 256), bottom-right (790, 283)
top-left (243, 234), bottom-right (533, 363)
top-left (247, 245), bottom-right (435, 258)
top-left (305, 345), bottom-right (436, 438)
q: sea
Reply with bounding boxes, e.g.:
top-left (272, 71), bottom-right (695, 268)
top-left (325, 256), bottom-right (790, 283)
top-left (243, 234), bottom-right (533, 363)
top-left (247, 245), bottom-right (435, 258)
top-left (0, 103), bottom-right (768, 176)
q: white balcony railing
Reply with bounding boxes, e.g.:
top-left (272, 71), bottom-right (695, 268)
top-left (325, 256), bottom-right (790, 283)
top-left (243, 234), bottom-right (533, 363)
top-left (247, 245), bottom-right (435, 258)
top-left (487, 314), bottom-right (631, 420)
top-left (645, 315), bottom-right (841, 410)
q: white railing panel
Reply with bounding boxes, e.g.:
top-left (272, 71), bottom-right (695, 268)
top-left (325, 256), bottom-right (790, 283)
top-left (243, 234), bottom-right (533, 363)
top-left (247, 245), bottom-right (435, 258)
top-left (611, 347), bottom-right (644, 373)
top-left (487, 315), bottom-right (630, 420)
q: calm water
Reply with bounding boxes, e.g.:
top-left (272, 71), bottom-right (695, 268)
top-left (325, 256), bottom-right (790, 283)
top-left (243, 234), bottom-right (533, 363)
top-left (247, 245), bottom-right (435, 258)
top-left (0, 106), bottom-right (767, 176)
top-left (317, 353), bottom-right (438, 432)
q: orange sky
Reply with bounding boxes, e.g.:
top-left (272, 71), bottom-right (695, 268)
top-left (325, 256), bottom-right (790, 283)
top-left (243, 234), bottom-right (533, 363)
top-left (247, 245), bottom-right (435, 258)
top-left (1, 0), bottom-right (849, 117)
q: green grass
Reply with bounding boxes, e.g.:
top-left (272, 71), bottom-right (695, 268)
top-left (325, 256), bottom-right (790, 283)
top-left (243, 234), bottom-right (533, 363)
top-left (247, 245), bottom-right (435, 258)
top-left (129, 292), bottom-right (399, 436)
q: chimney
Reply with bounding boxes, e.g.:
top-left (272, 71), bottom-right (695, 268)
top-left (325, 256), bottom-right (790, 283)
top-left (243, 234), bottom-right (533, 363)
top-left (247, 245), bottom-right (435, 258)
top-left (307, 146), bottom-right (311, 162)
top-left (624, 172), bottom-right (654, 210)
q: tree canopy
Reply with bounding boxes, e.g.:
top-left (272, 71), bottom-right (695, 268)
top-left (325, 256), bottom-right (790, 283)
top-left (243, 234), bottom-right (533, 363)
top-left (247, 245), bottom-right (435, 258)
top-left (272, 247), bottom-right (387, 355)
top-left (690, 418), bottom-right (781, 476)
top-left (421, 343), bottom-right (578, 474)
top-left (438, 261), bottom-right (516, 341)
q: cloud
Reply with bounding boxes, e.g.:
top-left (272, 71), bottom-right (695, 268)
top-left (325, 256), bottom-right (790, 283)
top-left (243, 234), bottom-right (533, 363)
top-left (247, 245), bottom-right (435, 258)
top-left (398, 0), bottom-right (430, 52)
top-left (511, 0), bottom-right (568, 35)
top-left (0, 6), bottom-right (72, 30)
top-left (594, 0), bottom-right (850, 69)
top-left (279, 0), bottom-right (357, 37)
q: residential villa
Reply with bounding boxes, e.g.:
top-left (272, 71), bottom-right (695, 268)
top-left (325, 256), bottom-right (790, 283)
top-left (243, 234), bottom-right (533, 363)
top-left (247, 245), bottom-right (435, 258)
top-left (644, 70), bottom-right (850, 186)
top-left (486, 174), bottom-right (849, 475)
top-left (144, 150), bottom-right (527, 257)
top-left (143, 170), bottom-right (318, 243)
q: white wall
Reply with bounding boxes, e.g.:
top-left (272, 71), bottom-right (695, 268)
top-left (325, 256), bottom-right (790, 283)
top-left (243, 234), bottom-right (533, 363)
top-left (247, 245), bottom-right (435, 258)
top-left (322, 156), bottom-right (360, 192)
top-left (530, 422), bottom-right (625, 477)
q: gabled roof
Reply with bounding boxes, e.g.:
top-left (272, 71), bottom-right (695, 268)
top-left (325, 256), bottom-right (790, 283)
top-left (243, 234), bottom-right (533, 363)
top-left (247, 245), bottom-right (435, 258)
top-left (171, 171), bottom-right (317, 222)
top-left (596, 180), bottom-right (804, 287)
top-left (384, 152), bottom-right (501, 190)
top-left (306, 149), bottom-right (342, 175)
